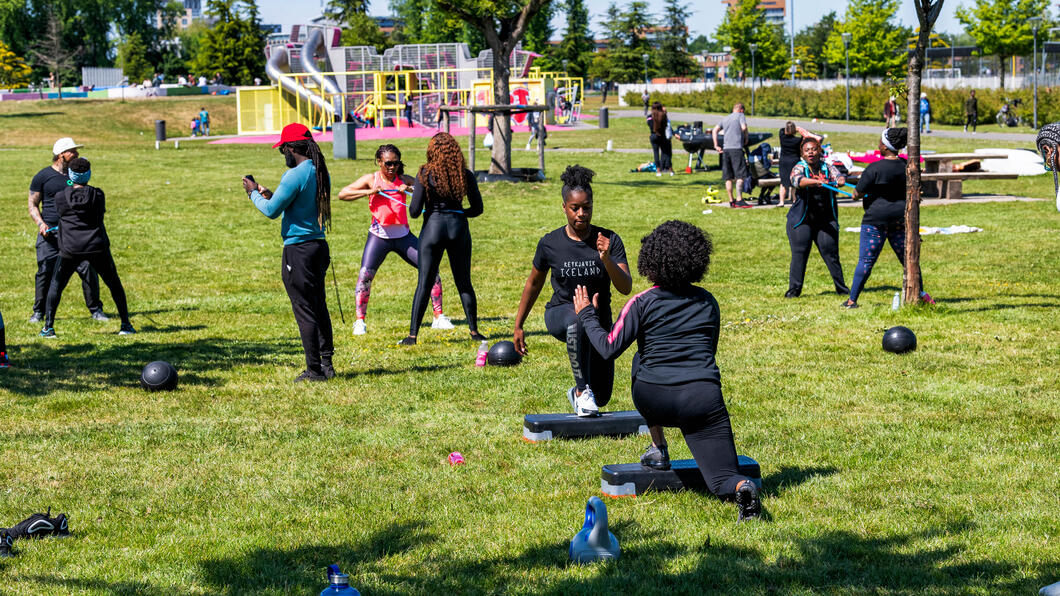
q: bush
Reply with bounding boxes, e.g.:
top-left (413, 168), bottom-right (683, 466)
top-left (627, 85), bottom-right (1060, 127)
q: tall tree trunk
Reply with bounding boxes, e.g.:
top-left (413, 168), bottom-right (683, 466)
top-left (997, 54), bottom-right (1006, 91)
top-left (489, 41), bottom-right (513, 175)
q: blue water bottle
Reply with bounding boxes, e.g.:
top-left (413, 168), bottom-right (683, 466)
top-left (320, 565), bottom-right (360, 596)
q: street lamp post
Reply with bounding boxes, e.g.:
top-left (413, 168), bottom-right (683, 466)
top-left (1029, 17), bottom-right (1041, 129)
top-left (642, 53), bottom-right (649, 86)
top-left (790, 0), bottom-right (795, 84)
top-left (749, 43), bottom-right (757, 116)
top-left (842, 32), bottom-right (852, 121)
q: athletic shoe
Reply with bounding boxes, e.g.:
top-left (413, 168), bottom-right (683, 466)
top-left (91, 311), bottom-right (110, 321)
top-left (469, 331), bottom-right (487, 342)
top-left (0, 352), bottom-right (9, 369)
top-left (5, 508), bottom-right (68, 540)
top-left (0, 529), bottom-right (12, 557)
top-left (321, 358), bottom-right (335, 380)
top-left (573, 385), bottom-right (599, 418)
top-left (784, 289), bottom-right (801, 298)
top-left (919, 291), bottom-right (936, 305)
top-left (293, 369), bottom-right (327, 383)
top-left (841, 300), bottom-right (859, 309)
top-left (118, 323), bottom-right (136, 335)
top-left (431, 314), bottom-right (455, 330)
top-left (655, 172), bottom-right (662, 177)
top-left (353, 319), bottom-right (367, 335)
top-left (39, 327), bottom-right (56, 339)
top-left (730, 200), bottom-right (753, 209)
top-left (640, 444), bottom-right (671, 471)
top-left (735, 481), bottom-right (762, 522)
top-left (28, 312), bottom-right (43, 324)
top-left (668, 171), bottom-right (674, 177)
top-left (398, 336), bottom-right (417, 346)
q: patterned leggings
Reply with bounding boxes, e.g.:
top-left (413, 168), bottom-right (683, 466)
top-left (355, 232), bottom-right (442, 320)
top-left (849, 221), bottom-right (923, 303)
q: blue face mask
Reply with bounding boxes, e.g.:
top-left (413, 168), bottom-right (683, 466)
top-left (68, 169), bottom-right (91, 185)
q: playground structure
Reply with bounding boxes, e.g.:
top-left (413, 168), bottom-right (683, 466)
top-left (237, 25), bottom-right (584, 136)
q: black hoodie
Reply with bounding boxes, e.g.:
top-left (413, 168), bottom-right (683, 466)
top-left (55, 184), bottom-right (109, 257)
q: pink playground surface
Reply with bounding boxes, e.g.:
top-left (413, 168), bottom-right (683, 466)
top-left (209, 119), bottom-right (592, 145)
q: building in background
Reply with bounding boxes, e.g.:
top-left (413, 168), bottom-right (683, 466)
top-left (721, 0), bottom-right (786, 25)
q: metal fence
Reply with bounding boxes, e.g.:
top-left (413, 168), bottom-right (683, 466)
top-left (81, 67), bottom-right (123, 88)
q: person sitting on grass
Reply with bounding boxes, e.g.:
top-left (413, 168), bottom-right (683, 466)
top-left (41, 157), bottom-right (135, 338)
top-left (572, 220), bottom-right (761, 522)
top-left (844, 128), bottom-right (934, 309)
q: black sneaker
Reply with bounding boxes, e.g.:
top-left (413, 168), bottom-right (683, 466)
top-left (398, 336), bottom-right (417, 346)
top-left (841, 300), bottom-right (859, 309)
top-left (736, 482), bottom-right (762, 522)
top-left (51, 513), bottom-right (70, 538)
top-left (731, 200), bottom-right (753, 209)
top-left (640, 444), bottom-right (671, 471)
top-left (6, 508), bottom-right (68, 539)
top-left (320, 359), bottom-right (335, 380)
top-left (469, 331), bottom-right (487, 342)
top-left (784, 289), bottom-right (801, 298)
top-left (0, 529), bottom-right (13, 557)
top-left (293, 370), bottom-right (327, 383)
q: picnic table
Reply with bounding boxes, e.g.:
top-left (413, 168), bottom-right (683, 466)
top-left (920, 153), bottom-right (1014, 201)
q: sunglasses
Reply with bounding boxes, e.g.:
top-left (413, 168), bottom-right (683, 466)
top-left (382, 160), bottom-right (402, 167)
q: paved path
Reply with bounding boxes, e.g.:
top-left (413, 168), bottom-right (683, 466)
top-left (611, 110), bottom-right (1040, 144)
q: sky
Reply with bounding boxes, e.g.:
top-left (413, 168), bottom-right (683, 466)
top-left (257, 0), bottom-right (969, 41)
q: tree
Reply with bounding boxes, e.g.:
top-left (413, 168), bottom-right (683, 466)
top-left (823, 0), bottom-right (909, 80)
top-left (0, 39), bottom-right (31, 87)
top-left (340, 13), bottom-right (392, 51)
top-left (599, 1), bottom-right (655, 84)
top-left (715, 0), bottom-right (787, 79)
top-left (433, 0), bottom-right (550, 176)
top-left (554, 0), bottom-right (594, 77)
top-left (326, 0), bottom-right (370, 22)
top-left (29, 9), bottom-right (78, 98)
top-left (794, 12), bottom-right (836, 77)
top-left (956, 0), bottom-right (1049, 89)
top-left (389, 0), bottom-right (486, 53)
top-left (903, 0), bottom-right (943, 305)
top-left (688, 34), bottom-right (720, 55)
top-left (117, 32), bottom-right (153, 85)
top-left (657, 0), bottom-right (697, 77)
top-left (191, 0), bottom-right (265, 85)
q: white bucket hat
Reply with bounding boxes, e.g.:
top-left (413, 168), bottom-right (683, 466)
top-left (52, 137), bottom-right (84, 155)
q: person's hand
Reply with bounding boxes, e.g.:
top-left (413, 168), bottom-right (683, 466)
top-left (573, 285), bottom-right (598, 315)
top-left (596, 233), bottom-right (611, 262)
top-left (38, 222), bottom-right (50, 237)
top-left (513, 327), bottom-right (527, 356)
top-left (242, 177), bottom-right (259, 195)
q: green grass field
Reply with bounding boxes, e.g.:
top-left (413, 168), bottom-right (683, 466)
top-left (1, 97), bottom-right (1059, 595)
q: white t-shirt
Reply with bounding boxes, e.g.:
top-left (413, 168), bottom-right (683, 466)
top-left (198, 76), bottom-right (207, 86)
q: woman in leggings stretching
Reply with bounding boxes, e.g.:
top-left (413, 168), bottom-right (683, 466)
top-left (400, 133), bottom-right (484, 345)
top-left (574, 220), bottom-right (761, 521)
top-left (785, 137), bottom-right (849, 298)
top-left (42, 157), bottom-right (135, 337)
top-left (338, 144), bottom-right (453, 335)
top-left (513, 165), bottom-right (632, 417)
top-left (843, 128), bottom-right (934, 308)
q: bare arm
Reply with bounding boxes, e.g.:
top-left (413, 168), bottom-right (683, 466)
top-left (711, 124), bottom-right (721, 149)
top-left (796, 126), bottom-right (823, 142)
top-left (27, 191), bottom-right (49, 237)
top-left (337, 173), bottom-right (377, 201)
top-left (513, 265), bottom-right (549, 355)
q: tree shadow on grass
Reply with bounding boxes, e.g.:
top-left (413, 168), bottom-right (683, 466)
top-left (1, 337), bottom-right (301, 397)
top-left (0, 111), bottom-right (64, 118)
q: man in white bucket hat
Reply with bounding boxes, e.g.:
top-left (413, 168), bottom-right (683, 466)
top-left (27, 137), bottom-right (105, 323)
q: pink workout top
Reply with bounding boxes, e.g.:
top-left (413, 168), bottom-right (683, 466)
top-left (368, 171), bottom-right (410, 238)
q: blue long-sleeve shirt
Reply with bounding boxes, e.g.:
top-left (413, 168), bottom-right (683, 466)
top-left (250, 160), bottom-right (326, 245)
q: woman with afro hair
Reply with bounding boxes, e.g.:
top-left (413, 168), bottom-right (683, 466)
top-left (844, 128), bottom-right (933, 308)
top-left (573, 220), bottom-right (762, 522)
top-left (513, 165), bottom-right (632, 417)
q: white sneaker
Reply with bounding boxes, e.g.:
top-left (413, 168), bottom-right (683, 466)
top-left (353, 319), bottom-right (367, 335)
top-left (655, 172), bottom-right (662, 177)
top-left (572, 385), bottom-right (599, 418)
top-left (431, 314), bottom-right (455, 330)
top-left (669, 171), bottom-right (674, 177)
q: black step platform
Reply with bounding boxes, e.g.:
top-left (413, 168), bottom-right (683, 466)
top-left (601, 455), bottom-right (762, 497)
top-left (522, 411), bottom-right (649, 442)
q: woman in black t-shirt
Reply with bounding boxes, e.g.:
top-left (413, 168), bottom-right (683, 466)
top-left (844, 128), bottom-right (933, 308)
top-left (777, 122), bottom-right (822, 208)
top-left (513, 165), bottom-right (632, 417)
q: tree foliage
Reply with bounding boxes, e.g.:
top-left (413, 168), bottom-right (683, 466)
top-left (715, 0), bottom-right (787, 79)
top-left (190, 0), bottom-right (265, 85)
top-left (688, 34), bottom-right (721, 55)
top-left (597, 1), bottom-right (655, 83)
top-left (339, 13), bottom-right (392, 51)
top-left (29, 8), bottom-right (78, 96)
top-left (325, 0), bottom-right (369, 22)
top-left (823, 0), bottom-right (909, 80)
top-left (794, 12), bottom-right (836, 77)
top-left (553, 0), bottom-right (594, 77)
top-left (117, 32), bottom-right (153, 83)
top-left (388, 0), bottom-right (486, 54)
top-left (656, 0), bottom-right (697, 77)
top-left (956, 0), bottom-right (1050, 89)
top-left (0, 39), bottom-right (32, 86)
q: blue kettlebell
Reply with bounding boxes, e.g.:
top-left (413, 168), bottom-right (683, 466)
top-left (569, 496), bottom-right (620, 564)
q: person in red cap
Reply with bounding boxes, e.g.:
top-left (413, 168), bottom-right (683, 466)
top-left (242, 123), bottom-right (336, 382)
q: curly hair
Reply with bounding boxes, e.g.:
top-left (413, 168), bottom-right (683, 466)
top-left (375, 144), bottom-right (404, 176)
top-left (883, 127), bottom-right (908, 152)
top-left (560, 164), bottom-right (594, 203)
top-left (69, 157), bottom-right (90, 173)
top-left (637, 220), bottom-right (713, 289)
top-left (1038, 123), bottom-right (1060, 194)
top-left (420, 132), bottom-right (466, 200)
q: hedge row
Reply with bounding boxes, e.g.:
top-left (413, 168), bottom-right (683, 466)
top-left (628, 85), bottom-right (1060, 127)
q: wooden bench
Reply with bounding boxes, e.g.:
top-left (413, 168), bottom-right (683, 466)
top-left (921, 171), bottom-right (1018, 200)
top-left (922, 153), bottom-right (1008, 200)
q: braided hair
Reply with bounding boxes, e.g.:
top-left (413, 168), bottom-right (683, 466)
top-left (1036, 123), bottom-right (1060, 194)
top-left (560, 165), bottom-right (595, 203)
top-left (882, 127), bottom-right (909, 154)
top-left (286, 138), bottom-right (332, 232)
top-left (375, 144), bottom-right (405, 176)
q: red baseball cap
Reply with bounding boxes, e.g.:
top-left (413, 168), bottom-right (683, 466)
top-left (272, 123), bottom-right (312, 148)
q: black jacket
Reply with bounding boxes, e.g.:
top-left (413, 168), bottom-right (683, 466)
top-left (55, 184), bottom-right (110, 257)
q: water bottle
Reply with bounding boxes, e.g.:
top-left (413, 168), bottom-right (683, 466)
top-left (475, 341), bottom-right (489, 367)
top-left (320, 565), bottom-right (360, 596)
top-left (891, 292), bottom-right (901, 311)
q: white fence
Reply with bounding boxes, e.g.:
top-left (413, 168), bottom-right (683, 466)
top-left (81, 67), bottom-right (123, 88)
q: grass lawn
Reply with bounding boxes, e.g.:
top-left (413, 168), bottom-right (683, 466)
top-left (1, 97), bottom-right (1059, 595)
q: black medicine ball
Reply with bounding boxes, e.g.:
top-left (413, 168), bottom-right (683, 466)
top-left (882, 326), bottom-right (917, 354)
top-left (487, 341), bottom-right (522, 366)
top-left (140, 361), bottom-right (178, 391)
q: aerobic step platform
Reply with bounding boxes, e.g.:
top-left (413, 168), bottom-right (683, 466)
top-left (522, 411), bottom-right (650, 442)
top-left (601, 455), bottom-right (762, 498)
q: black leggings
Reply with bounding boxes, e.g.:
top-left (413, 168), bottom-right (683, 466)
top-left (409, 212), bottom-right (477, 336)
top-left (633, 378), bottom-right (749, 498)
top-left (650, 134), bottom-right (673, 172)
top-left (544, 304), bottom-right (614, 406)
top-left (786, 213), bottom-right (848, 295)
top-left (45, 251), bottom-right (130, 328)
top-left (355, 232), bottom-right (442, 320)
top-left (282, 239), bottom-right (334, 373)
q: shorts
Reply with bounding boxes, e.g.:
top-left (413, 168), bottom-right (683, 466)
top-left (721, 149), bottom-right (748, 181)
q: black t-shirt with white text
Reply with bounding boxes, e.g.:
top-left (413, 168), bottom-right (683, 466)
top-left (533, 225), bottom-right (627, 311)
top-left (29, 166), bottom-right (69, 226)
top-left (855, 158), bottom-right (907, 227)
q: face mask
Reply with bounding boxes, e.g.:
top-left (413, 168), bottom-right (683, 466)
top-left (68, 169), bottom-right (91, 185)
